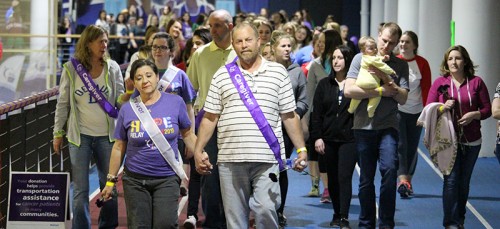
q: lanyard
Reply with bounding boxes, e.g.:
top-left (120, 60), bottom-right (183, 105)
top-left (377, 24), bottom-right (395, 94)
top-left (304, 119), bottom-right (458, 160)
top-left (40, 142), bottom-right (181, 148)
top-left (450, 76), bottom-right (472, 108)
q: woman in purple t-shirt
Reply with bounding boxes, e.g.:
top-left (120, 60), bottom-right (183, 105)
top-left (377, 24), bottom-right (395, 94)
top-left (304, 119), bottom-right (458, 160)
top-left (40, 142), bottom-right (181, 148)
top-left (426, 45), bottom-right (491, 228)
top-left (101, 59), bottom-right (198, 228)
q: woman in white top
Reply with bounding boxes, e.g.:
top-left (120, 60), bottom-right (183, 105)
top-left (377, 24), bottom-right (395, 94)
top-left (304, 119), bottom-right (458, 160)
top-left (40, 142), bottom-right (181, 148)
top-left (395, 31), bottom-right (432, 198)
top-left (95, 9), bottom-right (110, 33)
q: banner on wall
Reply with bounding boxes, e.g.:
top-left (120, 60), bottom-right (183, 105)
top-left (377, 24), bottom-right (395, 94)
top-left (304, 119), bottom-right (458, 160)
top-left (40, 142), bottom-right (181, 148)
top-left (7, 172), bottom-right (70, 229)
top-left (0, 55), bottom-right (25, 92)
top-left (215, 0), bottom-right (235, 16)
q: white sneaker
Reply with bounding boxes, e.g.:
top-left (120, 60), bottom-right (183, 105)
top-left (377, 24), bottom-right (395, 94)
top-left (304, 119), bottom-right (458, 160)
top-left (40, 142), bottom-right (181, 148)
top-left (183, 215), bottom-right (197, 229)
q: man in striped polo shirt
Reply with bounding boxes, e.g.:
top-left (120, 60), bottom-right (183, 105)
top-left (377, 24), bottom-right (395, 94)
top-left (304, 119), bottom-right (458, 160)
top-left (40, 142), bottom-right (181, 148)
top-left (194, 22), bottom-right (308, 229)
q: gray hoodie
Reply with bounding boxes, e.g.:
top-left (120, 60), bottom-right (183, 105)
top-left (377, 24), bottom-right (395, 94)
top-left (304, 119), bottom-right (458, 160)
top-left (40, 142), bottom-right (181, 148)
top-left (286, 63), bottom-right (308, 118)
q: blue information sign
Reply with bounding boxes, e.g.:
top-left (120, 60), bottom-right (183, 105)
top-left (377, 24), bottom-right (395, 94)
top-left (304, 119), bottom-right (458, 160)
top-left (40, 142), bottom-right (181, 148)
top-left (7, 172), bottom-right (70, 228)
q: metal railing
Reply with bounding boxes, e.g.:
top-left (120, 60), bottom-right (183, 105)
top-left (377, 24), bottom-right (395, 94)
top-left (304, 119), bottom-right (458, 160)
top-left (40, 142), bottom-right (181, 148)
top-left (0, 87), bottom-right (71, 228)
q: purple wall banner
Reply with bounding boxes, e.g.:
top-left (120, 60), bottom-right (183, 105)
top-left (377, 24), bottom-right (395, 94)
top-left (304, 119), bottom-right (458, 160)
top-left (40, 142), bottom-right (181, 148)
top-left (7, 172), bottom-right (70, 229)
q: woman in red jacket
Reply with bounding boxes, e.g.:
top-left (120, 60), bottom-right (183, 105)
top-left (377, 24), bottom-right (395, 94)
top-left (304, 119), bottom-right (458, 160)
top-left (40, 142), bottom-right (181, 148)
top-left (427, 45), bottom-right (491, 229)
top-left (396, 31), bottom-right (432, 198)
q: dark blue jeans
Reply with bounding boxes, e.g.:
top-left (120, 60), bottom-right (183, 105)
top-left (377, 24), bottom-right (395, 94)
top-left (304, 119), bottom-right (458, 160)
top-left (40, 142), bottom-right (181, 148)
top-left (442, 144), bottom-right (480, 228)
top-left (354, 128), bottom-right (399, 229)
top-left (397, 111), bottom-right (422, 177)
top-left (68, 134), bottom-right (117, 229)
top-left (201, 130), bottom-right (226, 228)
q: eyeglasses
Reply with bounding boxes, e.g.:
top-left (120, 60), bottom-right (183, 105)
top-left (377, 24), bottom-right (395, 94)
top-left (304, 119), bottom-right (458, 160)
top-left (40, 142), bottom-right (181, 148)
top-left (152, 45), bottom-right (169, 51)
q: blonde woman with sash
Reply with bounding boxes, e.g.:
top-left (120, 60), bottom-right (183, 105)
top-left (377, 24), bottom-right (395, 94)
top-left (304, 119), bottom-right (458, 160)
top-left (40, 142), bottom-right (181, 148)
top-left (101, 59), bottom-right (197, 228)
top-left (53, 25), bottom-right (132, 229)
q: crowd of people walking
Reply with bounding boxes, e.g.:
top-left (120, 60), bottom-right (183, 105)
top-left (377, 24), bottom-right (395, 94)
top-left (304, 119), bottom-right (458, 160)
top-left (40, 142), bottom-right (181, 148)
top-left (51, 3), bottom-right (500, 229)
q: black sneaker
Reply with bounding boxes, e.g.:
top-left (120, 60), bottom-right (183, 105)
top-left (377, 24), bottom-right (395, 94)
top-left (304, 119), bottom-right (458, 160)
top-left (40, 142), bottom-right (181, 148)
top-left (340, 218), bottom-right (351, 229)
top-left (278, 212), bottom-right (287, 228)
top-left (329, 216), bottom-right (340, 227)
top-left (397, 181), bottom-right (411, 198)
top-left (180, 186), bottom-right (188, 197)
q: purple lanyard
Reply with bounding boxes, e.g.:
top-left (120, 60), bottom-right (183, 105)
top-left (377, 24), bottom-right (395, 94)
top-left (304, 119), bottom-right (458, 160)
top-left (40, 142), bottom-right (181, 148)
top-left (71, 58), bottom-right (118, 118)
top-left (225, 58), bottom-right (284, 170)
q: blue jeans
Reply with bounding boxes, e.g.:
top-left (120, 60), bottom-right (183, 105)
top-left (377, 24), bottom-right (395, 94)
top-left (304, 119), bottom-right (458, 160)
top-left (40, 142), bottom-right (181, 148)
top-left (397, 111), bottom-right (422, 177)
top-left (442, 144), bottom-right (480, 228)
top-left (122, 172), bottom-right (180, 229)
top-left (201, 130), bottom-right (226, 228)
top-left (218, 162), bottom-right (280, 229)
top-left (354, 129), bottom-right (399, 229)
top-left (68, 134), bottom-right (118, 229)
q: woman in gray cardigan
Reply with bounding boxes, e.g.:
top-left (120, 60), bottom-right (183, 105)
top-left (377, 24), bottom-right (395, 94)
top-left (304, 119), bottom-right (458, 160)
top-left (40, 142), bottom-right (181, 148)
top-left (53, 25), bottom-right (132, 229)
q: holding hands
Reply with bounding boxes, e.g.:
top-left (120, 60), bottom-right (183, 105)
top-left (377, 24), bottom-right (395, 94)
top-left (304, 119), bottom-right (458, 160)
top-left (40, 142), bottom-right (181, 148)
top-left (293, 147), bottom-right (308, 172)
top-left (195, 151), bottom-right (213, 175)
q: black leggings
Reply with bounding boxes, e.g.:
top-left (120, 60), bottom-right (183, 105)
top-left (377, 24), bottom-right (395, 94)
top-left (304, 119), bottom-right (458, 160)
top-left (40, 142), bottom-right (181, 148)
top-left (277, 129), bottom-right (294, 214)
top-left (324, 141), bottom-right (358, 218)
top-left (186, 157), bottom-right (201, 219)
top-left (307, 117), bottom-right (328, 173)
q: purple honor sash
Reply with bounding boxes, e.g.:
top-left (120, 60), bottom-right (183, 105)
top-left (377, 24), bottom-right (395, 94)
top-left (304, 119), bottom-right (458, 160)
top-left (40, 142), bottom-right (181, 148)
top-left (225, 58), bottom-right (284, 171)
top-left (71, 58), bottom-right (119, 118)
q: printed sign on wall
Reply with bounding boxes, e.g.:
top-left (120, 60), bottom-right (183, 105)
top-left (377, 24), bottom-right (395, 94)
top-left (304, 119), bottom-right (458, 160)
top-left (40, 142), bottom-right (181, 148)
top-left (7, 172), bottom-right (70, 229)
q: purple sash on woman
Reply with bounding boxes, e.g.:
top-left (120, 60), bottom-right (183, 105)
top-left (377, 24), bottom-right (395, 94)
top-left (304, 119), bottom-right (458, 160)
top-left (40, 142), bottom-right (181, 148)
top-left (71, 58), bottom-right (119, 118)
top-left (225, 58), bottom-right (284, 171)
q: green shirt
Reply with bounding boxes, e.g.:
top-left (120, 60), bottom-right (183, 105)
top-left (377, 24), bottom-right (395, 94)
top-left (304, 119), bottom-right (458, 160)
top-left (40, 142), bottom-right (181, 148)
top-left (187, 41), bottom-right (236, 112)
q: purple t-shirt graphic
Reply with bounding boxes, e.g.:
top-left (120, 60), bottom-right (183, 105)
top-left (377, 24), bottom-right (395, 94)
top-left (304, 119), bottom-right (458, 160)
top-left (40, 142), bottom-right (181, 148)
top-left (114, 92), bottom-right (191, 177)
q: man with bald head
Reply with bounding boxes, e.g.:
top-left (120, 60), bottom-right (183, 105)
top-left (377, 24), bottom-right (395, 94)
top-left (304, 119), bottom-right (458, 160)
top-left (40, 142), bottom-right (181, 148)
top-left (186, 9), bottom-right (236, 229)
top-left (194, 22), bottom-right (308, 229)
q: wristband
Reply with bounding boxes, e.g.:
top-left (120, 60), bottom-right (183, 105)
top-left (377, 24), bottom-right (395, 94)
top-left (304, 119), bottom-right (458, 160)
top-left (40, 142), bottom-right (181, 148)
top-left (53, 130), bottom-right (65, 138)
top-left (377, 87), bottom-right (383, 96)
top-left (106, 181), bottom-right (115, 187)
top-left (439, 105), bottom-right (444, 112)
top-left (296, 147), bottom-right (307, 154)
top-left (126, 89), bottom-right (134, 95)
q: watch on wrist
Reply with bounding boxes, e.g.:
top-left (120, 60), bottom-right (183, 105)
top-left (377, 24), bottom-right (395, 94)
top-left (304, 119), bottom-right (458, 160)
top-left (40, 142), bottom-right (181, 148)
top-left (107, 174), bottom-right (118, 183)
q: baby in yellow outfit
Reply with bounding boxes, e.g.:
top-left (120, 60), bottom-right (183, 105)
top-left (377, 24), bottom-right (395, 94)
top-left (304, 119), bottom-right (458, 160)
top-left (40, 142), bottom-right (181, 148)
top-left (348, 36), bottom-right (396, 117)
